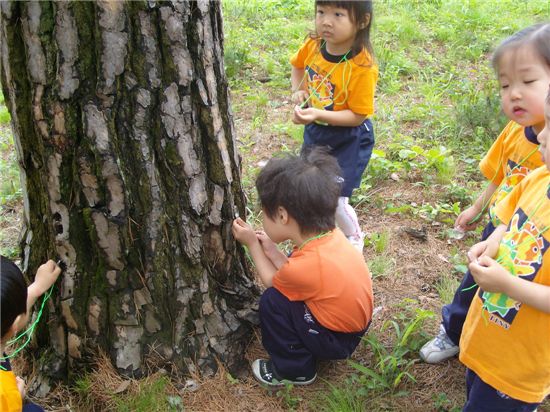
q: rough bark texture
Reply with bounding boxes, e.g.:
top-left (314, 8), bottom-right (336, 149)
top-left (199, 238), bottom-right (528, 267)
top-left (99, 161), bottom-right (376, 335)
top-left (0, 0), bottom-right (259, 393)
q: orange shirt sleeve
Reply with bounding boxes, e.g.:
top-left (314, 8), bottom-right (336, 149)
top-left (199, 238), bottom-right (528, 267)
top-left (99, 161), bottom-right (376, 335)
top-left (273, 250), bottom-right (320, 301)
top-left (290, 38), bottom-right (316, 69)
top-left (479, 121), bottom-right (514, 185)
top-left (346, 61), bottom-right (378, 116)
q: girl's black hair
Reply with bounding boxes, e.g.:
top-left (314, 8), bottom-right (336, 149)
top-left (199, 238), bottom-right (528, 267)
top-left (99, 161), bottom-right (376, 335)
top-left (314, 0), bottom-right (374, 59)
top-left (256, 147), bottom-right (341, 235)
top-left (492, 22), bottom-right (550, 72)
top-left (1, 256), bottom-right (27, 338)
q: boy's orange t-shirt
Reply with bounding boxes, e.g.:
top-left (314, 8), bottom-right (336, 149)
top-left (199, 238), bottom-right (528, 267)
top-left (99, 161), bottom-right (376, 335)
top-left (272, 228), bottom-right (373, 333)
top-left (290, 38), bottom-right (378, 116)
top-left (460, 166), bottom-right (550, 403)
top-left (479, 121), bottom-right (543, 225)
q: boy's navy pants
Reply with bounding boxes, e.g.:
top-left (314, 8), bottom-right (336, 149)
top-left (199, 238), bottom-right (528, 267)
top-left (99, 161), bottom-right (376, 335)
top-left (259, 287), bottom-right (368, 380)
top-left (442, 221), bottom-right (496, 345)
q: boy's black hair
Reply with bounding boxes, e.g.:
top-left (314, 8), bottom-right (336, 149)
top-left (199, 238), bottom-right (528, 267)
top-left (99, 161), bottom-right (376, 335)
top-left (256, 147), bottom-right (341, 235)
top-left (492, 22), bottom-right (550, 71)
top-left (314, 0), bottom-right (374, 59)
top-left (1, 256), bottom-right (27, 338)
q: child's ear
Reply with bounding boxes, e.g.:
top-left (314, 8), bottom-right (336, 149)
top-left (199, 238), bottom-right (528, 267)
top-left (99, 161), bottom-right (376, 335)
top-left (359, 14), bottom-right (371, 29)
top-left (277, 206), bottom-right (289, 224)
top-left (4, 314), bottom-right (24, 340)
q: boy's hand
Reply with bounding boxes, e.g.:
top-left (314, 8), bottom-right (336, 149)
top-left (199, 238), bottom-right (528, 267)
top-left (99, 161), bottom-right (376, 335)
top-left (467, 239), bottom-right (499, 263)
top-left (469, 256), bottom-right (509, 294)
top-left (291, 90), bottom-right (309, 106)
top-left (16, 376), bottom-right (26, 399)
top-left (232, 218), bottom-right (258, 247)
top-left (455, 205), bottom-right (481, 232)
top-left (256, 230), bottom-right (278, 258)
top-left (30, 260), bottom-right (61, 297)
top-left (292, 106), bottom-right (318, 125)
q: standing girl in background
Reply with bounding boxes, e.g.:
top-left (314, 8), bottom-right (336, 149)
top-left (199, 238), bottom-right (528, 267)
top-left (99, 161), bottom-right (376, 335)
top-left (290, 0), bottom-right (378, 252)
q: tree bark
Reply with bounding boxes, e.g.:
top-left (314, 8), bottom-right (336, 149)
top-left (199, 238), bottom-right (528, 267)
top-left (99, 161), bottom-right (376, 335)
top-left (0, 0), bottom-right (259, 392)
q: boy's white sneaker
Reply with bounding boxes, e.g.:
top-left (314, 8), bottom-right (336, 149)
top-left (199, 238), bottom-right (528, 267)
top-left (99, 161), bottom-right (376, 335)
top-left (419, 324), bottom-right (459, 363)
top-left (347, 233), bottom-right (365, 253)
top-left (252, 359), bottom-right (316, 387)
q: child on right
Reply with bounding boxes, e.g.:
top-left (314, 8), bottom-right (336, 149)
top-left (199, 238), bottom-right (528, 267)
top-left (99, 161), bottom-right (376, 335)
top-left (1, 256), bottom-right (61, 412)
top-left (420, 22), bottom-right (550, 364)
top-left (458, 85), bottom-right (550, 411)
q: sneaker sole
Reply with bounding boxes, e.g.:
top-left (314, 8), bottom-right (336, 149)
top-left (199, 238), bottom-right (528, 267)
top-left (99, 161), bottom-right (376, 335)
top-left (251, 359), bottom-right (317, 387)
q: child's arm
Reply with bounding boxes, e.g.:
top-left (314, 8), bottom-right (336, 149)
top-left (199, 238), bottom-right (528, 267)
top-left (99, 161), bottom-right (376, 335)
top-left (470, 256), bottom-right (550, 314)
top-left (292, 106), bottom-right (365, 127)
top-left (232, 218), bottom-right (278, 287)
top-left (291, 67), bottom-right (308, 106)
top-left (255, 231), bottom-right (288, 269)
top-left (455, 182), bottom-right (498, 231)
top-left (14, 260), bottom-right (61, 331)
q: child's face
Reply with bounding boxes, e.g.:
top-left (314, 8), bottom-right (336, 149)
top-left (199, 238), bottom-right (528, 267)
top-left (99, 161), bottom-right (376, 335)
top-left (497, 44), bottom-right (550, 133)
top-left (315, 4), bottom-right (358, 52)
top-left (537, 91), bottom-right (550, 170)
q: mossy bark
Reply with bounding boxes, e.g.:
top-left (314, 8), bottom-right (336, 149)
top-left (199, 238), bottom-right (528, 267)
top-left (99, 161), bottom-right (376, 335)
top-left (0, 0), bottom-right (259, 391)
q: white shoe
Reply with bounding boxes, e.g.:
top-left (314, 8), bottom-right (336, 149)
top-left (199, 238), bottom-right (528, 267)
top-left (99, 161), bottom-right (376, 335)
top-left (347, 233), bottom-right (364, 253)
top-left (419, 324), bottom-right (459, 363)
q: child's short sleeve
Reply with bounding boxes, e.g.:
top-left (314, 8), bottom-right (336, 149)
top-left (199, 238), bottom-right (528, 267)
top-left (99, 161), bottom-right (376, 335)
top-left (346, 61), bottom-right (378, 116)
top-left (290, 38), bottom-right (316, 69)
top-left (479, 122), bottom-right (515, 184)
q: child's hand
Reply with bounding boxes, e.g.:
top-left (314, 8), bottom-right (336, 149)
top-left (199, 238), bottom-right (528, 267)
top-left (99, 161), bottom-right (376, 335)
top-left (16, 376), bottom-right (26, 399)
top-left (467, 239), bottom-right (499, 264)
top-left (455, 205), bottom-right (481, 232)
top-left (292, 106), bottom-right (318, 125)
top-left (291, 90), bottom-right (309, 106)
top-left (469, 256), bottom-right (509, 294)
top-left (232, 218), bottom-right (258, 247)
top-left (30, 260), bottom-right (61, 298)
top-left (256, 230), bottom-right (278, 258)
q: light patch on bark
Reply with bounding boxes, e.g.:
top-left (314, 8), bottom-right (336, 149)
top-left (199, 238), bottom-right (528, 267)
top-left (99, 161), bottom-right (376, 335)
top-left (144, 311), bottom-right (161, 334)
top-left (159, 6), bottom-right (192, 86)
top-left (189, 175), bottom-right (207, 213)
top-left (114, 325), bottom-right (143, 371)
top-left (208, 185), bottom-right (224, 225)
top-left (106, 270), bottom-right (117, 286)
top-left (47, 154), bottom-right (62, 202)
top-left (133, 287), bottom-right (152, 308)
top-left (84, 104), bottom-right (126, 217)
top-left (161, 83), bottom-right (201, 177)
top-left (0, 1), bottom-right (12, 19)
top-left (21, 2), bottom-right (46, 84)
top-left (55, 2), bottom-right (79, 99)
top-left (138, 11), bottom-right (161, 88)
top-left (91, 211), bottom-right (124, 270)
top-left (53, 103), bottom-right (66, 135)
top-left (87, 297), bottom-right (102, 335)
top-left (176, 287), bottom-right (195, 305)
top-left (180, 214), bottom-right (202, 261)
top-left (78, 157), bottom-right (100, 206)
top-left (201, 294), bottom-right (214, 315)
top-left (51, 325), bottom-right (67, 358)
top-left (61, 299), bottom-right (79, 330)
top-left (68, 332), bottom-right (82, 359)
top-left (98, 1), bottom-right (128, 92)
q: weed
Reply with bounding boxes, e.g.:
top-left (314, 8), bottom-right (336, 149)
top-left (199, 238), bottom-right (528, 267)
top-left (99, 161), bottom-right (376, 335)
top-left (365, 230), bottom-right (390, 254)
top-left (115, 376), bottom-right (180, 412)
top-left (349, 300), bottom-right (434, 393)
top-left (368, 255), bottom-right (395, 279)
top-left (276, 381), bottom-right (302, 411)
top-left (435, 272), bottom-right (461, 304)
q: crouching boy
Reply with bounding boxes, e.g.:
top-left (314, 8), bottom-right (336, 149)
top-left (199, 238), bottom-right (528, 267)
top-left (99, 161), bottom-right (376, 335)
top-left (232, 148), bottom-right (373, 386)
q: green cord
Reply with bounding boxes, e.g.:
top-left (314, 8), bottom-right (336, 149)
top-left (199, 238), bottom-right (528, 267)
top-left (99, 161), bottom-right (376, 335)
top-left (298, 230), bottom-right (331, 250)
top-left (0, 285), bottom-right (54, 363)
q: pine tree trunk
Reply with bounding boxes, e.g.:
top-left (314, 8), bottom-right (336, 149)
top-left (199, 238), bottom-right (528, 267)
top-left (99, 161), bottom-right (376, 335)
top-left (0, 0), bottom-right (259, 391)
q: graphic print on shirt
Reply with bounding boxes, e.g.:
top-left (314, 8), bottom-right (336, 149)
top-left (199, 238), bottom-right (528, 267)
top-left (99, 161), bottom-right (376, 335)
top-left (479, 209), bottom-right (549, 328)
top-left (306, 64), bottom-right (335, 111)
top-left (489, 160), bottom-right (531, 225)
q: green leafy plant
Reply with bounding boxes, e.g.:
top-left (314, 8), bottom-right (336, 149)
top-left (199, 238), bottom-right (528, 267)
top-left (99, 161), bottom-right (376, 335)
top-left (349, 301), bottom-right (434, 393)
top-left (276, 380), bottom-right (302, 411)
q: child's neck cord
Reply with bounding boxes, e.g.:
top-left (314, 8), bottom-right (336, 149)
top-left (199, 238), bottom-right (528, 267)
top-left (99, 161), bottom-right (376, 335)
top-left (295, 41), bottom-right (351, 109)
top-left (0, 285), bottom-right (54, 371)
top-left (299, 230), bottom-right (331, 250)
